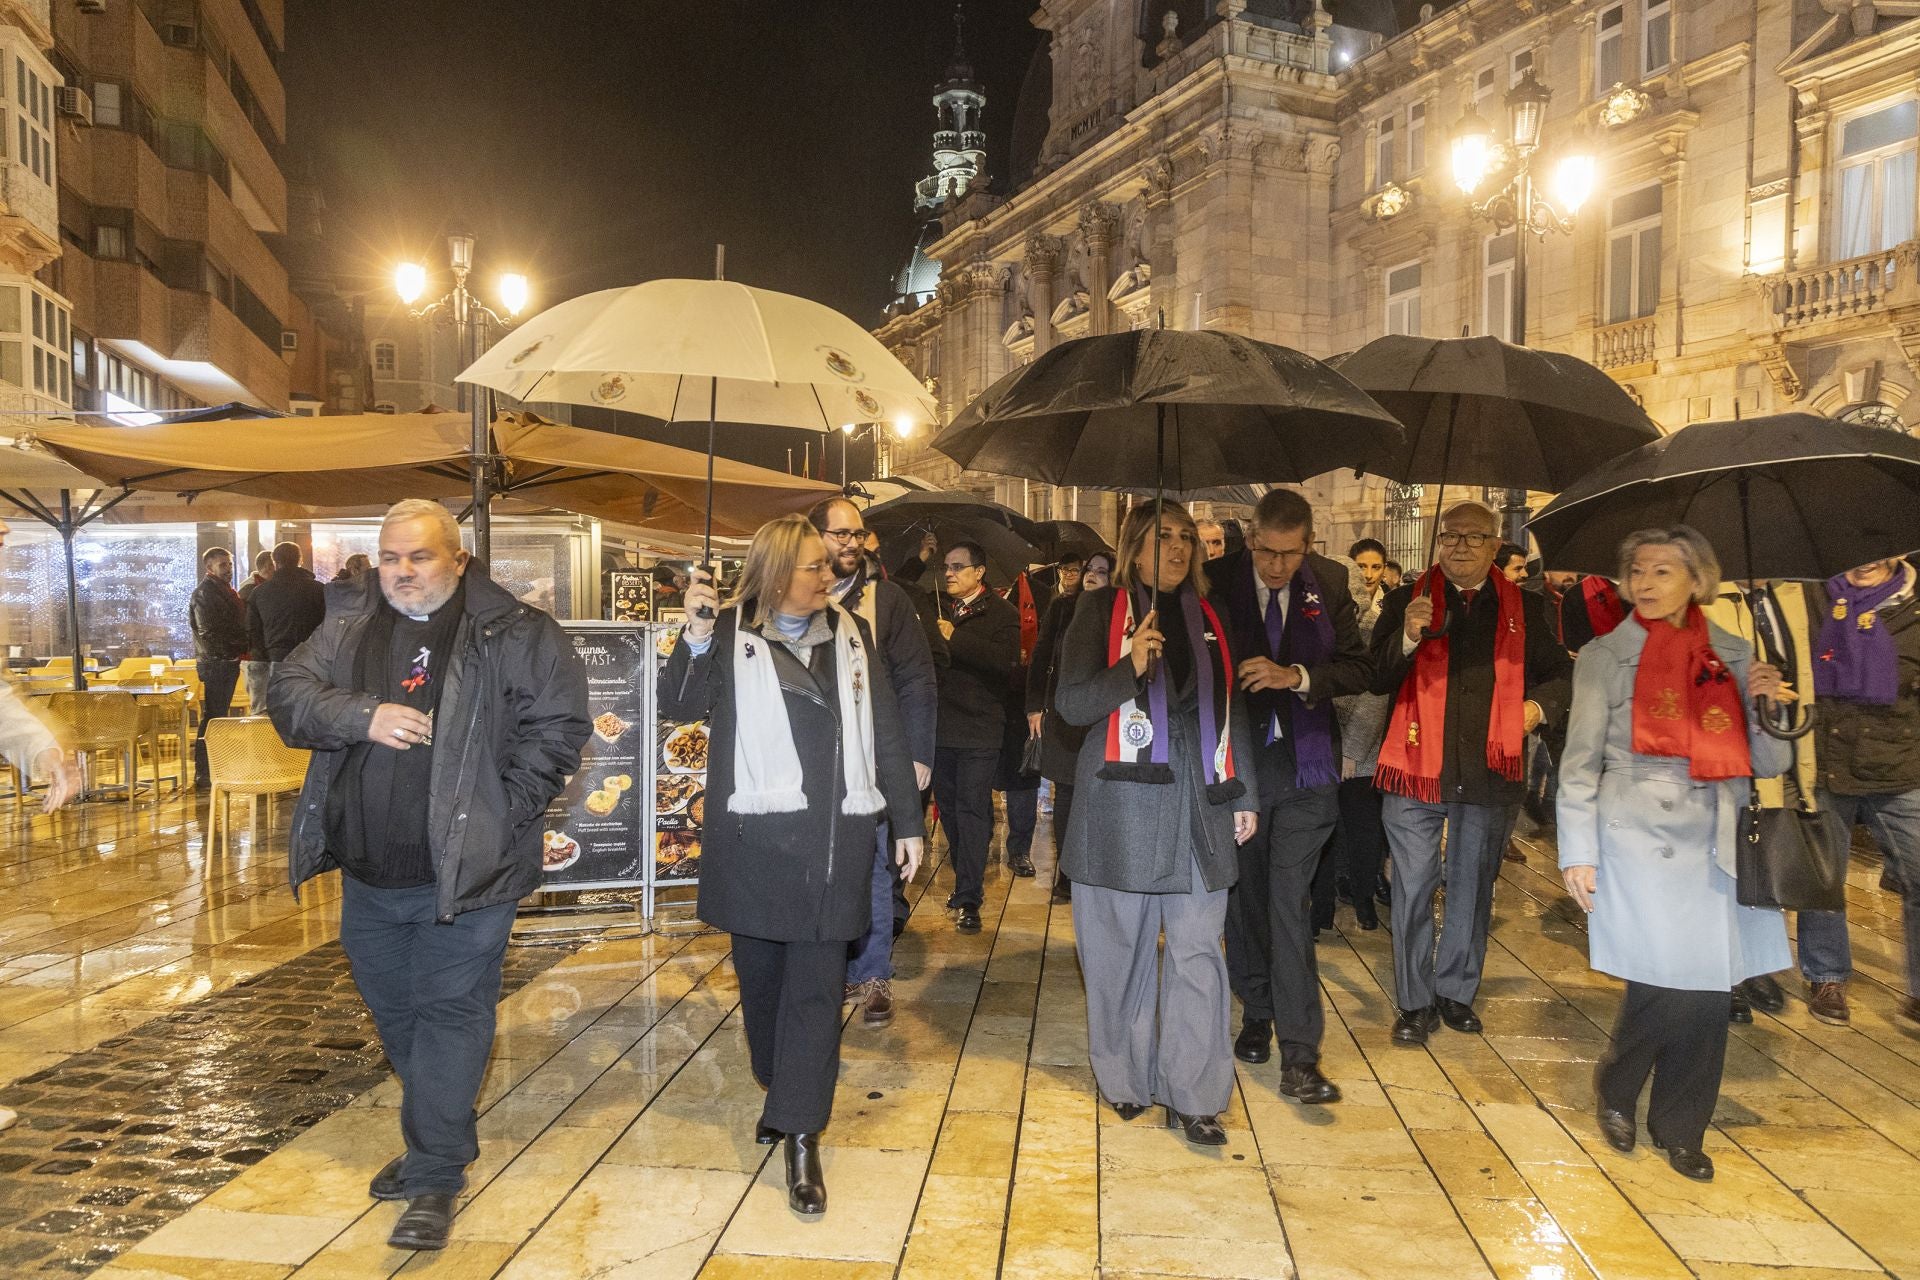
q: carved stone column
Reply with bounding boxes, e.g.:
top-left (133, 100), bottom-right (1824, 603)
top-left (1142, 154), bottom-right (1178, 326)
top-left (1025, 234), bottom-right (1064, 355)
top-left (1079, 202), bottom-right (1122, 336)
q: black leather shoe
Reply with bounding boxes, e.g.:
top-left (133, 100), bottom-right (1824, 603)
top-left (1391, 1007), bottom-right (1437, 1046)
top-left (1050, 880), bottom-right (1072, 905)
top-left (1436, 997), bottom-right (1482, 1034)
top-left (1740, 973), bottom-right (1786, 1013)
top-left (783, 1132), bottom-right (827, 1215)
top-left (1165, 1107), bottom-right (1228, 1146)
top-left (369, 1154), bottom-right (406, 1201)
top-left (755, 1122), bottom-right (782, 1145)
top-left (1233, 1019), bottom-right (1273, 1064)
top-left (956, 907), bottom-right (981, 933)
top-left (1375, 879), bottom-right (1392, 907)
top-left (1279, 1065), bottom-right (1341, 1104)
top-left (1729, 992), bottom-right (1753, 1024)
top-left (1109, 1099), bottom-right (1148, 1121)
top-left (1353, 903), bottom-right (1380, 931)
top-left (1596, 1107), bottom-right (1636, 1153)
top-left (1010, 855), bottom-right (1036, 877)
top-left (1648, 1126), bottom-right (1715, 1181)
top-left (388, 1193), bottom-right (456, 1251)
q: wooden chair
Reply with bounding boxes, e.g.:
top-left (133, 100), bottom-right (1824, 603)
top-left (204, 717), bottom-right (310, 856)
top-left (46, 691), bottom-right (141, 800)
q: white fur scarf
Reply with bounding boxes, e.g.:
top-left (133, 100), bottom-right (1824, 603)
top-left (727, 604), bottom-right (885, 817)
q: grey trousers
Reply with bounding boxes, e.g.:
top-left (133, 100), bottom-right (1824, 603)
top-left (1223, 781), bottom-right (1339, 1066)
top-left (1380, 795), bottom-right (1509, 1012)
top-left (1073, 857), bottom-right (1233, 1117)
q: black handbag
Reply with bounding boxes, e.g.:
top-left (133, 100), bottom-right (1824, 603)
top-left (1017, 732), bottom-right (1045, 779)
top-left (1736, 790), bottom-right (1846, 913)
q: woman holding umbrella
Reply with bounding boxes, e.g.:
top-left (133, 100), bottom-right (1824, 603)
top-left (1557, 525), bottom-right (1795, 1182)
top-left (661, 515), bottom-right (926, 1215)
top-left (1054, 503), bottom-right (1258, 1146)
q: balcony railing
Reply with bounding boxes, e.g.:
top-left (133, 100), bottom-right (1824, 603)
top-left (1765, 243), bottom-right (1914, 330)
top-left (1594, 316), bottom-right (1657, 370)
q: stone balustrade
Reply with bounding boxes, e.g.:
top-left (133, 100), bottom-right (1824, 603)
top-left (1594, 316), bottom-right (1657, 370)
top-left (1765, 243), bottom-right (1916, 330)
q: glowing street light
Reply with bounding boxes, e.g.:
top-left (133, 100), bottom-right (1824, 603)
top-left (394, 262), bottom-right (428, 307)
top-left (498, 273), bottom-right (530, 318)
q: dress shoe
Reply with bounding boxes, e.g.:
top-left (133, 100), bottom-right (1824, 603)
top-left (1649, 1128), bottom-right (1713, 1181)
top-left (842, 982), bottom-right (861, 1008)
top-left (862, 979), bottom-right (894, 1028)
top-left (956, 907), bottom-right (982, 933)
top-left (755, 1122), bottom-right (782, 1145)
top-left (1808, 979), bottom-right (1850, 1024)
top-left (368, 1154), bottom-right (406, 1201)
top-left (1729, 992), bottom-right (1753, 1024)
top-left (1051, 878), bottom-right (1072, 905)
top-left (1279, 1064), bottom-right (1341, 1104)
top-left (1882, 861), bottom-right (1903, 893)
top-left (1596, 1106), bottom-right (1636, 1153)
top-left (1010, 854), bottom-right (1036, 877)
top-left (1436, 997), bottom-right (1482, 1034)
top-left (1165, 1107), bottom-right (1228, 1146)
top-left (388, 1193), bottom-right (457, 1251)
top-left (1353, 902), bottom-right (1380, 931)
top-left (783, 1132), bottom-right (827, 1215)
top-left (1740, 973), bottom-right (1786, 1013)
top-left (1109, 1099), bottom-right (1148, 1121)
top-left (1375, 878), bottom-right (1392, 907)
top-left (1233, 1018), bottom-right (1273, 1065)
top-left (946, 892), bottom-right (961, 909)
top-left (1391, 1006), bottom-right (1438, 1046)
top-left (1503, 840), bottom-right (1526, 863)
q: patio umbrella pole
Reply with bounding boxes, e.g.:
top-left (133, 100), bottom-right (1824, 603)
top-left (60, 490), bottom-right (84, 691)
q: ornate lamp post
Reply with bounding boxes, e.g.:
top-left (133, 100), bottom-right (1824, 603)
top-left (1450, 71), bottom-right (1597, 543)
top-left (394, 232), bottom-right (529, 561)
top-left (837, 415), bottom-right (922, 488)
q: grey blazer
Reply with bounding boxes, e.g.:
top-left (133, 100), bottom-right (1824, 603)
top-left (1555, 617), bottom-right (1792, 990)
top-left (1053, 587), bottom-right (1259, 895)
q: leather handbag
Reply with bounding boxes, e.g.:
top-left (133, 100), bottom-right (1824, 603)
top-left (1736, 793), bottom-right (1846, 913)
top-left (1018, 732), bottom-right (1045, 779)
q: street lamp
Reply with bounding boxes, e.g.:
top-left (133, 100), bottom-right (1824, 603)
top-left (1449, 70), bottom-right (1596, 543)
top-left (394, 233), bottom-right (529, 561)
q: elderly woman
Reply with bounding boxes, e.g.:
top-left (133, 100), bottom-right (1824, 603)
top-left (662, 515), bottom-right (925, 1216)
top-left (1028, 549), bottom-right (1114, 905)
top-left (1055, 504), bottom-right (1258, 1146)
top-left (1557, 526), bottom-right (1795, 1183)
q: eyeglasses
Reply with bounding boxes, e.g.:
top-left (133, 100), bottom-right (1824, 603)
top-left (821, 527), bottom-right (863, 543)
top-left (1249, 543), bottom-right (1307, 562)
top-left (1437, 532), bottom-right (1495, 549)
top-left (796, 561), bottom-right (831, 575)
top-left (942, 562), bottom-right (979, 575)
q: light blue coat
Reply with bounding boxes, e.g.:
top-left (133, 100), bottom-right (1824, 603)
top-left (1556, 617), bottom-right (1792, 990)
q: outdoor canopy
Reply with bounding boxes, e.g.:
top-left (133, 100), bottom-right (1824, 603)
top-left (31, 410), bottom-right (838, 537)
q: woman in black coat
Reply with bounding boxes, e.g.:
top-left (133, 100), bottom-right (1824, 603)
top-left (659, 515), bottom-right (924, 1216)
top-left (1026, 550), bottom-right (1113, 904)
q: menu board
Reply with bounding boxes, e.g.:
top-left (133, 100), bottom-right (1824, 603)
top-left (651, 613), bottom-right (704, 885)
top-left (542, 623), bottom-right (650, 889)
top-left (609, 571), bottom-right (652, 623)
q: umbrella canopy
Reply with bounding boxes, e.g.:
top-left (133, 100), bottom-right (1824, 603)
top-left (1030, 519), bottom-right (1111, 563)
top-left (32, 411), bottom-right (836, 538)
top-left (1529, 413), bottom-right (1920, 581)
top-left (460, 279), bottom-right (939, 433)
top-left (934, 330), bottom-right (1403, 491)
top-left (864, 490), bottom-right (1043, 589)
top-left (1333, 335), bottom-right (1659, 491)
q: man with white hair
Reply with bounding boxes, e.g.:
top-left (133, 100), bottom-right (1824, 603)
top-left (270, 500), bottom-right (589, 1252)
top-left (1369, 502), bottom-right (1572, 1045)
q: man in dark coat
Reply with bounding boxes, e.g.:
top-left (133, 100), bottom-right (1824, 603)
top-left (1371, 501), bottom-right (1572, 1045)
top-left (270, 501), bottom-right (589, 1251)
top-left (189, 545), bottom-right (248, 787)
top-left (1209, 491), bottom-right (1371, 1102)
top-left (933, 539), bottom-right (1020, 932)
top-left (247, 541), bottom-right (326, 703)
top-left (810, 497), bottom-right (943, 1026)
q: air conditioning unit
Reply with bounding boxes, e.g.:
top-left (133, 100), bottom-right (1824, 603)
top-left (55, 87), bottom-right (93, 125)
top-left (279, 328), bottom-right (299, 354)
top-left (76, 0), bottom-right (108, 13)
top-left (159, 21), bottom-right (196, 46)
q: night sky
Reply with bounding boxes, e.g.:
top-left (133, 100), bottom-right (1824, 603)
top-left (284, 1), bottom-right (1043, 327)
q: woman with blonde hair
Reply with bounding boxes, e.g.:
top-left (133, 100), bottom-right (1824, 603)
top-left (1054, 501), bottom-right (1259, 1146)
top-left (1558, 524), bottom-right (1795, 1182)
top-left (661, 515), bottom-right (925, 1215)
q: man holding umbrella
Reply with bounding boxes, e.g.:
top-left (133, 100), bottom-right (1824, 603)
top-left (1210, 490), bottom-right (1371, 1101)
top-left (1371, 501), bottom-right (1572, 1045)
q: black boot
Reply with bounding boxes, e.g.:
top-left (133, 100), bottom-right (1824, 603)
top-left (783, 1133), bottom-right (826, 1215)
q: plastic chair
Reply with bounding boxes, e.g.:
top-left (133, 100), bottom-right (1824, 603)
top-left (136, 692), bottom-right (190, 792)
top-left (46, 691), bottom-right (141, 800)
top-left (204, 716), bottom-right (310, 857)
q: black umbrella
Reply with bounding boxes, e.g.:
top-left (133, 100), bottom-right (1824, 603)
top-left (864, 490), bottom-right (1043, 590)
top-left (935, 329), bottom-right (1401, 587)
top-left (1029, 520), bottom-right (1111, 563)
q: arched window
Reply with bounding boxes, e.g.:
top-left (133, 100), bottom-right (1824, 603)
top-left (372, 340), bottom-right (398, 377)
top-left (1838, 400), bottom-right (1907, 431)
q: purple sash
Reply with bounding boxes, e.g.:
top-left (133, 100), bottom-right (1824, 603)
top-left (1815, 568), bottom-right (1909, 705)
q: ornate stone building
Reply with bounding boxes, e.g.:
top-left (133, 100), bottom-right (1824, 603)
top-left (877, 0), bottom-right (1920, 565)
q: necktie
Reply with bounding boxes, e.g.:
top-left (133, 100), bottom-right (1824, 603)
top-left (1460, 588), bottom-right (1478, 609)
top-left (1264, 586), bottom-right (1284, 660)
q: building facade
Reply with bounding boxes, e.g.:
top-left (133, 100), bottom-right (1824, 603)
top-left (878, 0), bottom-right (1920, 564)
top-left (0, 0), bottom-right (69, 423)
top-left (50, 0), bottom-right (294, 416)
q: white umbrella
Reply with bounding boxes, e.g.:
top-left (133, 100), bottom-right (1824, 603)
top-left (458, 277), bottom-right (939, 567)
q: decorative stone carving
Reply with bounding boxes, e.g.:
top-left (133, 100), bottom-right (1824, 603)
top-left (1024, 233), bottom-right (1064, 278)
top-left (1600, 83), bottom-right (1651, 129)
top-left (1369, 183), bottom-right (1413, 220)
top-left (1157, 10), bottom-right (1183, 60)
top-left (1754, 340), bottom-right (1804, 401)
top-left (1142, 153), bottom-right (1176, 206)
top-left (964, 258), bottom-right (1009, 298)
top-left (1078, 202), bottom-right (1122, 250)
top-left (1305, 136), bottom-right (1342, 174)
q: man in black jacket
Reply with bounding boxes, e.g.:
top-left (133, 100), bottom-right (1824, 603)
top-left (270, 501), bottom-right (588, 1252)
top-left (811, 497), bottom-right (944, 1024)
top-left (934, 539), bottom-right (1020, 932)
top-left (247, 542), bottom-right (326, 703)
top-left (1371, 502), bottom-right (1572, 1045)
top-left (1209, 491), bottom-right (1371, 1102)
top-left (189, 546), bottom-right (248, 787)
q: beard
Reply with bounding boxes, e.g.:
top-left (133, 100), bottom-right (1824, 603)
top-left (383, 577), bottom-right (460, 617)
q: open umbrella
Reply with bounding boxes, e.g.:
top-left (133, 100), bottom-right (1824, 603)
top-left (1029, 520), bottom-right (1111, 563)
top-left (863, 490), bottom-right (1043, 590)
top-left (458, 277), bottom-right (939, 573)
top-left (935, 329), bottom-right (1402, 586)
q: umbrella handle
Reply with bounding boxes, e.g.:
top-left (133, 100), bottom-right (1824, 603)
top-left (693, 562), bottom-right (716, 622)
top-left (1753, 696), bottom-right (1816, 741)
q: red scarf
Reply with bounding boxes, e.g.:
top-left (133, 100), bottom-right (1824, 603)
top-left (1376, 568), bottom-right (1528, 802)
top-left (1011, 573), bottom-right (1040, 664)
top-left (1630, 607), bottom-right (1751, 780)
top-left (1581, 575), bottom-right (1627, 639)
